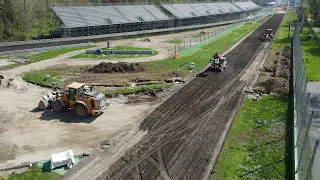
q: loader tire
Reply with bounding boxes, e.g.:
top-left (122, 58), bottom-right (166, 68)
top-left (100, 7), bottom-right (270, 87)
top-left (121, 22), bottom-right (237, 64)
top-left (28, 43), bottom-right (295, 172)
top-left (75, 104), bottom-right (89, 118)
top-left (52, 100), bottom-right (64, 113)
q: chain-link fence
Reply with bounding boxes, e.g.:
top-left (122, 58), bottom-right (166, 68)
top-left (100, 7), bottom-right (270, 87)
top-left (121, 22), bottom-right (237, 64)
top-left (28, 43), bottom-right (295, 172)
top-left (293, 16), bottom-right (320, 180)
top-left (173, 22), bottom-right (242, 56)
top-left (173, 7), bottom-right (274, 57)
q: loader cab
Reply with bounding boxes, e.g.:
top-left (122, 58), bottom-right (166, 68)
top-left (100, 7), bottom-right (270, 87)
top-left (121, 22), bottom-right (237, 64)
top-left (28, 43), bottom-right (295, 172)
top-left (67, 82), bottom-right (85, 101)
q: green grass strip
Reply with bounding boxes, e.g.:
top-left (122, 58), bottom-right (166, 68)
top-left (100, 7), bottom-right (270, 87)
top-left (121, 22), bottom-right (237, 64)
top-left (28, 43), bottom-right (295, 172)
top-left (301, 25), bottom-right (320, 81)
top-left (211, 95), bottom-right (288, 180)
top-left (179, 23), bottom-right (245, 57)
top-left (6, 45), bottom-right (93, 68)
top-left (144, 22), bottom-right (260, 73)
top-left (1, 167), bottom-right (61, 180)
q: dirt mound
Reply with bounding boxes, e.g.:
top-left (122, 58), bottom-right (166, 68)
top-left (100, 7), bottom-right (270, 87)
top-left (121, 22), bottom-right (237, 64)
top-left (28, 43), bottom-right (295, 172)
top-left (282, 46), bottom-right (291, 58)
top-left (255, 78), bottom-right (289, 95)
top-left (88, 62), bottom-right (147, 73)
top-left (141, 38), bottom-right (151, 42)
top-left (262, 66), bottom-right (275, 73)
top-left (167, 71), bottom-right (183, 77)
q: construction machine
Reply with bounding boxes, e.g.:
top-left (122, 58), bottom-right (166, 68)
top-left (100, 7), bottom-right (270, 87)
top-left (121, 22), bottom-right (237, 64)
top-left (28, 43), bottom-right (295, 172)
top-left (260, 29), bottom-right (274, 42)
top-left (209, 53), bottom-right (227, 72)
top-left (38, 82), bottom-right (108, 118)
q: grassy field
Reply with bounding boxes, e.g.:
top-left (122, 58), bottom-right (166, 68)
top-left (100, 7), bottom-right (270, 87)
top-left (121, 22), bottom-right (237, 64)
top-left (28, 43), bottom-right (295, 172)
top-left (0, 167), bottom-right (61, 180)
top-left (144, 22), bottom-right (260, 73)
top-left (70, 46), bottom-right (157, 59)
top-left (168, 39), bottom-right (183, 44)
top-left (211, 95), bottom-right (288, 180)
top-left (311, 26), bottom-right (320, 37)
top-left (102, 84), bottom-right (173, 97)
top-left (1, 46), bottom-right (93, 69)
top-left (300, 25), bottom-right (320, 81)
top-left (22, 67), bottom-right (77, 88)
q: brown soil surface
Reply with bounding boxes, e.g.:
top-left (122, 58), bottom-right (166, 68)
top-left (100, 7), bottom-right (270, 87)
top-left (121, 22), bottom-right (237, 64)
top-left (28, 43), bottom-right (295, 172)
top-left (88, 62), bottom-right (147, 73)
top-left (254, 45), bottom-right (290, 95)
top-left (62, 14), bottom-right (285, 180)
top-left (0, 19), bottom-right (263, 174)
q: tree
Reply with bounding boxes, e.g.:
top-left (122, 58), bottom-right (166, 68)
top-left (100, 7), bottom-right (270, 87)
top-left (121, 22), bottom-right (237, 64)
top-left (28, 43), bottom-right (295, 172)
top-left (1, 0), bottom-right (15, 36)
top-left (308, 0), bottom-right (320, 23)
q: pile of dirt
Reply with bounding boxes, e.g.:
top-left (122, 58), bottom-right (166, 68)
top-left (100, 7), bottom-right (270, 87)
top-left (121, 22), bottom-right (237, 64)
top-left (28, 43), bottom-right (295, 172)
top-left (141, 38), bottom-right (151, 42)
top-left (254, 45), bottom-right (290, 95)
top-left (255, 78), bottom-right (289, 95)
top-left (88, 62), bottom-right (147, 73)
top-left (167, 71), bottom-right (183, 77)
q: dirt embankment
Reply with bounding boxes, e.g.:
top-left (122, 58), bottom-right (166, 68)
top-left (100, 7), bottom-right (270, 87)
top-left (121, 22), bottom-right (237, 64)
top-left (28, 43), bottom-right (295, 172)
top-left (254, 46), bottom-right (290, 95)
top-left (88, 62), bottom-right (148, 73)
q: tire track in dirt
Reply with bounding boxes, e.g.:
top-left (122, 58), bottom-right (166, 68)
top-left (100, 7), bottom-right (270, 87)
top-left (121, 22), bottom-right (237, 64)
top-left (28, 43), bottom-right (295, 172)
top-left (95, 14), bottom-right (285, 180)
top-left (63, 14), bottom-right (284, 180)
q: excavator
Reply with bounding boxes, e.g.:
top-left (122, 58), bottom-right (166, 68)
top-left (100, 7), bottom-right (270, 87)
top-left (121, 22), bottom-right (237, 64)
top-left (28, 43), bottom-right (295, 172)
top-left (38, 82), bottom-right (108, 118)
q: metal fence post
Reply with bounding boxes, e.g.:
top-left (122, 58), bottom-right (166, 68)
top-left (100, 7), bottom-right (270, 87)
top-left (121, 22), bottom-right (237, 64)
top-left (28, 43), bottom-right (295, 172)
top-left (175, 45), bottom-right (176, 55)
top-left (306, 140), bottom-right (319, 180)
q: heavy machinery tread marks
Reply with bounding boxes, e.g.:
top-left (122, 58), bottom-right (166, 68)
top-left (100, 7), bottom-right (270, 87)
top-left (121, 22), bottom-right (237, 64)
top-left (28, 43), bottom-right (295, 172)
top-left (75, 104), bottom-right (89, 118)
top-left (52, 100), bottom-right (64, 113)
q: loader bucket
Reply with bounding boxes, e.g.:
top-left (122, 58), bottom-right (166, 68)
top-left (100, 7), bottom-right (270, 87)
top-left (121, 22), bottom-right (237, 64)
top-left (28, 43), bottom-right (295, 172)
top-left (38, 92), bottom-right (56, 110)
top-left (38, 99), bottom-right (49, 110)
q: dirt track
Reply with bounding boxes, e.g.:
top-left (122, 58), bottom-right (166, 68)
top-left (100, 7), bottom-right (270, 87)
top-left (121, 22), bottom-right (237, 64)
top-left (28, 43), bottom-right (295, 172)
top-left (61, 14), bottom-right (284, 180)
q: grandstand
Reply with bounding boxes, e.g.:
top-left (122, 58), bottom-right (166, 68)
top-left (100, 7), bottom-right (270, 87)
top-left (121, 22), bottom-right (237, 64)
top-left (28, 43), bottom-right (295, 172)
top-left (51, 1), bottom-right (261, 37)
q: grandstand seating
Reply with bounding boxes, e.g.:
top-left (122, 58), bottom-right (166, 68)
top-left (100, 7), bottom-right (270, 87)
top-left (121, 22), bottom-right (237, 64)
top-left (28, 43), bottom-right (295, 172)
top-left (52, 5), bottom-right (170, 28)
top-left (51, 1), bottom-right (261, 37)
top-left (160, 2), bottom-right (246, 18)
top-left (233, 2), bottom-right (260, 11)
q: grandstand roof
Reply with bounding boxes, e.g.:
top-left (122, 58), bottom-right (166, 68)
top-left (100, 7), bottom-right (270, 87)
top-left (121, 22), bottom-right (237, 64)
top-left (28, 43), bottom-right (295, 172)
top-left (52, 5), bottom-right (171, 28)
top-left (52, 2), bottom-right (260, 28)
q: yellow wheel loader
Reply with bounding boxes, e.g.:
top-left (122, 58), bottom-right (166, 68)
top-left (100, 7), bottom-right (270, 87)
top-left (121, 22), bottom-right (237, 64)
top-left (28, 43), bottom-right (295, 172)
top-left (39, 82), bottom-right (108, 118)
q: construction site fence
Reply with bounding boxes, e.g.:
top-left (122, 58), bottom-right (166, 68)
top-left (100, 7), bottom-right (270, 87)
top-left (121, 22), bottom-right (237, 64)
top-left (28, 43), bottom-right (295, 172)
top-left (175, 7), bottom-right (274, 57)
top-left (293, 19), bottom-right (320, 180)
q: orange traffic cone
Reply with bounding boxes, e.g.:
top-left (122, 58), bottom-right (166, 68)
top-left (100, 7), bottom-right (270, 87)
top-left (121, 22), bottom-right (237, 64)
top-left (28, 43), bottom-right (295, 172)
top-left (174, 53), bottom-right (179, 59)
